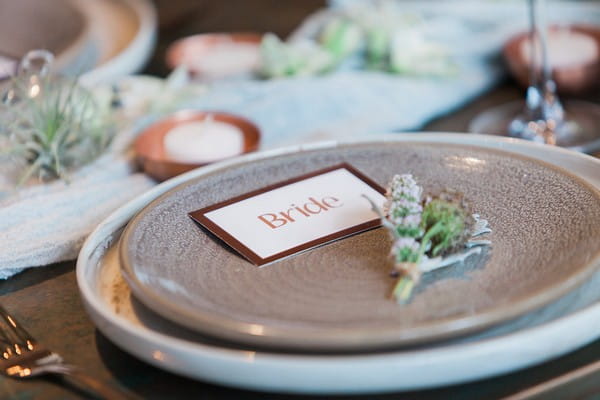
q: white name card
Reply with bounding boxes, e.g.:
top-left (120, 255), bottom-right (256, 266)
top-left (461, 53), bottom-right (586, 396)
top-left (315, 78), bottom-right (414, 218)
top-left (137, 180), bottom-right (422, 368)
top-left (189, 164), bottom-right (387, 266)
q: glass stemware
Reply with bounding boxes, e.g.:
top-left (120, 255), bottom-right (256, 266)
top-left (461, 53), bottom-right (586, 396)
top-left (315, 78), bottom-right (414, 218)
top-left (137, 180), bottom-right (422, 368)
top-left (469, 0), bottom-right (600, 154)
top-left (2, 49), bottom-right (54, 105)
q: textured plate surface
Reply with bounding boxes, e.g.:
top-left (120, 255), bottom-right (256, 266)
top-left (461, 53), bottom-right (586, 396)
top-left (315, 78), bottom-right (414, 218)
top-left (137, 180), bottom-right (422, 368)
top-left (120, 140), bottom-right (600, 351)
top-left (77, 134), bottom-right (600, 393)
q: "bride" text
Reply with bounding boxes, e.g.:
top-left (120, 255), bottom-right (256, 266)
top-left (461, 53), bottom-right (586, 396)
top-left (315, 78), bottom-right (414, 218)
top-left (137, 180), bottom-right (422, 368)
top-left (258, 196), bottom-right (343, 229)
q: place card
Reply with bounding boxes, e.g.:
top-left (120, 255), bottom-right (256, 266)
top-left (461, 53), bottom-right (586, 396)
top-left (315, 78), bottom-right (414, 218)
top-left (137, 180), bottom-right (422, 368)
top-left (189, 164), bottom-right (387, 266)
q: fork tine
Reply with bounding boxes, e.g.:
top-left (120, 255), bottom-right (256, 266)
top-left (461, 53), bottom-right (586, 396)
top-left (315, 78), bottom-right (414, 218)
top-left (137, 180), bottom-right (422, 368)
top-left (0, 305), bottom-right (36, 352)
top-left (0, 308), bottom-right (22, 358)
top-left (0, 329), bottom-right (15, 359)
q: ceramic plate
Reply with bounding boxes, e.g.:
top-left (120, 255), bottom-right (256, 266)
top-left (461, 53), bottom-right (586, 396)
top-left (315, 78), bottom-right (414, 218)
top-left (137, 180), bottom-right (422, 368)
top-left (0, 0), bottom-right (88, 72)
top-left (78, 134), bottom-right (600, 393)
top-left (118, 135), bottom-right (600, 352)
top-left (0, 0), bottom-right (156, 85)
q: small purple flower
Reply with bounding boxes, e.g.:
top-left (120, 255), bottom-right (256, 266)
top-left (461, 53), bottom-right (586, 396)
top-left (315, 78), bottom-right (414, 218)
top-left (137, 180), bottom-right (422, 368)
top-left (392, 237), bottom-right (419, 252)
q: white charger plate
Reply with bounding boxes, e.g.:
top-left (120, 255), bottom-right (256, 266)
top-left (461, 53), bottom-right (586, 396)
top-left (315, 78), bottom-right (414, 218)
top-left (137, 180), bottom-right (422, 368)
top-left (77, 134), bottom-right (600, 394)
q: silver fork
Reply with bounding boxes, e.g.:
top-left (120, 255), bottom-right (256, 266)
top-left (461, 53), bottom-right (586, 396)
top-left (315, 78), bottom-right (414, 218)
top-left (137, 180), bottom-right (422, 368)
top-left (0, 304), bottom-right (134, 399)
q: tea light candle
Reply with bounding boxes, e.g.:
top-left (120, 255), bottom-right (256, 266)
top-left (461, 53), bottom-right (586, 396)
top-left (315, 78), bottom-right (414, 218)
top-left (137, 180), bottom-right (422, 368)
top-left (163, 116), bottom-right (244, 163)
top-left (185, 42), bottom-right (260, 79)
top-left (521, 28), bottom-right (598, 69)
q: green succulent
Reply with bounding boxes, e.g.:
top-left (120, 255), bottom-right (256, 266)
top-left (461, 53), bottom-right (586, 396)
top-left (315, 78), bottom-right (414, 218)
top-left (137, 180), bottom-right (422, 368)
top-left (419, 198), bottom-right (472, 258)
top-left (260, 33), bottom-right (335, 78)
top-left (319, 17), bottom-right (363, 61)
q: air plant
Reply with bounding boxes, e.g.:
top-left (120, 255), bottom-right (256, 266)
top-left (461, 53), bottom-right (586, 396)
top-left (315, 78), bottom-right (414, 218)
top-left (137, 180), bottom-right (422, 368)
top-left (0, 74), bottom-right (114, 185)
top-left (365, 174), bottom-right (490, 304)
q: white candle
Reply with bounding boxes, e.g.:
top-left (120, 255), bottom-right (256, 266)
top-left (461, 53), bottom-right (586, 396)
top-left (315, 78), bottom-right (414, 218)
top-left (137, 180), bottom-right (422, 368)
top-left (521, 28), bottom-right (598, 69)
top-left (163, 116), bottom-right (244, 163)
top-left (186, 42), bottom-right (260, 79)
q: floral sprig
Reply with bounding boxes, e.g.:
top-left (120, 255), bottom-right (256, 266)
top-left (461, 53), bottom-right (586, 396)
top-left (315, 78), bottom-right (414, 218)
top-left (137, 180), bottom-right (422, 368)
top-left (385, 174), bottom-right (423, 263)
top-left (365, 174), bottom-right (491, 304)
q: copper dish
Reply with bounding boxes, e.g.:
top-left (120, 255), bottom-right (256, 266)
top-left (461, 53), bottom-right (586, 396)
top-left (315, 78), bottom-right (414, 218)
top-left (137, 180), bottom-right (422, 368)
top-left (134, 110), bottom-right (261, 182)
top-left (166, 33), bottom-right (263, 79)
top-left (504, 25), bottom-right (600, 95)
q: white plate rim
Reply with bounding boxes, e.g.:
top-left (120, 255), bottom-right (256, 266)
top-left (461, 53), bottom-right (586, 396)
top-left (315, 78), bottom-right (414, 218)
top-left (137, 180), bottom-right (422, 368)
top-left (76, 133), bottom-right (600, 394)
top-left (79, 0), bottom-right (157, 86)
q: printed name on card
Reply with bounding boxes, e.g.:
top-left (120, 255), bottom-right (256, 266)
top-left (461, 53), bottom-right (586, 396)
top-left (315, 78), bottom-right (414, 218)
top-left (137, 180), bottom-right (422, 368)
top-left (189, 164), bottom-right (387, 266)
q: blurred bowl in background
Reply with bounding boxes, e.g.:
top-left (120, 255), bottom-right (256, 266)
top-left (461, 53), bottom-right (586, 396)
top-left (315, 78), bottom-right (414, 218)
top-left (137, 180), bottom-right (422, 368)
top-left (76, 0), bottom-right (157, 85)
top-left (166, 33), bottom-right (263, 80)
top-left (503, 24), bottom-right (600, 95)
top-left (0, 0), bottom-right (157, 85)
top-left (0, 0), bottom-right (89, 73)
top-left (135, 110), bottom-right (261, 182)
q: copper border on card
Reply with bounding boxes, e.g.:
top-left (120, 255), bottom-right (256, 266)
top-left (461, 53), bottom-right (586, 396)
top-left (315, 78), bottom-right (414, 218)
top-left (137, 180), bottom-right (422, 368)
top-left (188, 163), bottom-right (386, 266)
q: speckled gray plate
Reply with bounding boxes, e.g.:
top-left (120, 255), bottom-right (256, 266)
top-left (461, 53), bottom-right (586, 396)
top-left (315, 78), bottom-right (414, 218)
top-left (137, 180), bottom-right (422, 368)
top-left (120, 141), bottom-right (600, 352)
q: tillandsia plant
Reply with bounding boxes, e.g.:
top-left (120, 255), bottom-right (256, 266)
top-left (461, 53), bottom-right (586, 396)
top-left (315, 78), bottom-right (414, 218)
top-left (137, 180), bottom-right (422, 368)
top-left (365, 174), bottom-right (491, 304)
top-left (0, 55), bottom-right (114, 185)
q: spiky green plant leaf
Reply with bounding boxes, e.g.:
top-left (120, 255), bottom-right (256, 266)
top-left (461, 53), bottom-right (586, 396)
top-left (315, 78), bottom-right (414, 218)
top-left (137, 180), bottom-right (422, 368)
top-left (0, 75), bottom-right (114, 184)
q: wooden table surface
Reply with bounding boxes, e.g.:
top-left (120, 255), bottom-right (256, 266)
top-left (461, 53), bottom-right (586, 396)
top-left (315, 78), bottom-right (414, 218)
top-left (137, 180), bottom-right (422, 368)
top-left (1, 1), bottom-right (599, 399)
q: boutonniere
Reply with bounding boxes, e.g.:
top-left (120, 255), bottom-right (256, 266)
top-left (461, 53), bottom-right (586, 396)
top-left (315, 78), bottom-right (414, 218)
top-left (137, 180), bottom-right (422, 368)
top-left (365, 174), bottom-right (491, 304)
